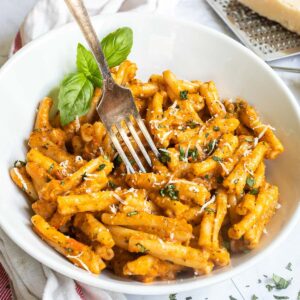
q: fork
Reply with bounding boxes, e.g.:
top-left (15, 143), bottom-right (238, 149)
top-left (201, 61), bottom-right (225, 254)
top-left (64, 0), bottom-right (159, 173)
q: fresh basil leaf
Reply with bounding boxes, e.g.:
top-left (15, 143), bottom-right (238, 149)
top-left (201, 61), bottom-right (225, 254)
top-left (77, 43), bottom-right (102, 87)
top-left (58, 73), bottom-right (94, 126)
top-left (101, 27), bottom-right (133, 68)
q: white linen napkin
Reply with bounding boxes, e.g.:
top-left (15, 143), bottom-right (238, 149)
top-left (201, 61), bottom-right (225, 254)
top-left (1, 1), bottom-right (179, 300)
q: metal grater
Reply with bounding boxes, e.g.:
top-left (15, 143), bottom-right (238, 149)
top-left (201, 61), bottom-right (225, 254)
top-left (206, 0), bottom-right (300, 61)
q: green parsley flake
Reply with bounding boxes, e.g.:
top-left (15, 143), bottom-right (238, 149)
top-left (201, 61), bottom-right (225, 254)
top-left (213, 126), bottom-right (220, 131)
top-left (160, 184), bottom-right (179, 200)
top-left (136, 243), bottom-right (148, 253)
top-left (179, 90), bottom-right (188, 100)
top-left (285, 262), bottom-right (292, 271)
top-left (212, 156), bottom-right (222, 162)
top-left (48, 163), bottom-right (54, 173)
top-left (127, 211), bottom-right (138, 217)
top-left (81, 172), bottom-right (88, 181)
top-left (246, 176), bottom-right (255, 187)
top-left (249, 188), bottom-right (259, 195)
top-left (297, 291), bottom-right (300, 300)
top-left (14, 160), bottom-right (26, 168)
top-left (204, 174), bottom-right (210, 180)
top-left (273, 296), bottom-right (289, 299)
top-left (113, 155), bottom-right (122, 168)
top-left (186, 297), bottom-right (192, 300)
top-left (216, 175), bottom-right (224, 184)
top-left (252, 295), bottom-right (258, 300)
top-left (159, 149), bottom-right (171, 165)
top-left (186, 120), bottom-right (198, 129)
top-left (179, 146), bottom-right (185, 161)
top-left (204, 207), bottom-right (216, 214)
top-left (98, 164), bottom-right (106, 171)
top-left (229, 296), bottom-right (237, 300)
top-left (272, 274), bottom-right (292, 290)
top-left (108, 181), bottom-right (117, 189)
top-left (188, 148), bottom-right (198, 161)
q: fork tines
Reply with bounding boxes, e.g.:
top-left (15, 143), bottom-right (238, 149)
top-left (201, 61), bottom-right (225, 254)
top-left (108, 114), bottom-right (159, 174)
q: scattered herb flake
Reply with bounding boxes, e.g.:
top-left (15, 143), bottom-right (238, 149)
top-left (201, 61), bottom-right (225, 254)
top-left (186, 297), bottom-right (192, 300)
top-left (204, 174), bottom-right (210, 180)
top-left (81, 172), bottom-right (88, 181)
top-left (108, 181), bottom-right (117, 189)
top-left (186, 120), bottom-right (198, 129)
top-left (60, 180), bottom-right (65, 186)
top-left (246, 176), bottom-right (255, 187)
top-left (252, 295), bottom-right (258, 300)
top-left (14, 160), bottom-right (26, 168)
top-left (127, 211), bottom-right (138, 217)
top-left (160, 184), bottom-right (179, 200)
top-left (285, 262), bottom-right (292, 271)
top-left (204, 207), bottom-right (216, 214)
top-left (48, 163), bottom-right (54, 173)
top-left (249, 188), bottom-right (259, 195)
top-left (266, 284), bottom-right (274, 292)
top-left (258, 279), bottom-right (262, 284)
top-left (179, 90), bottom-right (188, 100)
top-left (273, 296), bottom-right (289, 299)
top-left (229, 296), bottom-right (237, 300)
top-left (188, 148), bottom-right (198, 161)
top-left (179, 146), bottom-right (185, 161)
top-left (159, 149), bottom-right (171, 165)
top-left (297, 291), bottom-right (300, 300)
top-left (212, 156), bottom-right (222, 162)
top-left (98, 164), bottom-right (106, 171)
top-left (272, 274), bottom-right (292, 290)
top-left (136, 243), bottom-right (148, 253)
top-left (205, 132), bottom-right (210, 138)
top-left (113, 155), bottom-right (122, 168)
top-left (216, 175), bottom-right (224, 184)
top-left (213, 126), bottom-right (220, 131)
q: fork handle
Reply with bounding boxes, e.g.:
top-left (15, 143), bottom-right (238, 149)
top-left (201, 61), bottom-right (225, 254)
top-left (64, 0), bottom-right (114, 89)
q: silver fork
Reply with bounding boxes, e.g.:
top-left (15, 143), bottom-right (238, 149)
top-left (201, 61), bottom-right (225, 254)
top-left (65, 0), bottom-right (159, 173)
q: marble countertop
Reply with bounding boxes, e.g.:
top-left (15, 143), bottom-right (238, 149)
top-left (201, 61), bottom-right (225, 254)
top-left (0, 1), bottom-right (299, 299)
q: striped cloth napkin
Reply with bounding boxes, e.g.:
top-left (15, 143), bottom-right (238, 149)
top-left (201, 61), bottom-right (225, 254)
top-left (0, 1), bottom-right (178, 299)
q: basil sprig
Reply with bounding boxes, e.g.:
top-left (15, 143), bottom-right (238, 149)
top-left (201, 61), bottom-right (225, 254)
top-left (58, 27), bottom-right (133, 126)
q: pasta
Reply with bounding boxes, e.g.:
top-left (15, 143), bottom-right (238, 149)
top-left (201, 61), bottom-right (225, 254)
top-left (10, 62), bottom-right (283, 282)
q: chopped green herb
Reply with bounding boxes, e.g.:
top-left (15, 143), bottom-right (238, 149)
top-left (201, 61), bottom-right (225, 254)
top-left (81, 172), bottom-right (88, 181)
top-left (160, 184), bottom-right (179, 200)
top-left (136, 243), bottom-right (148, 253)
top-left (249, 188), bottom-right (259, 195)
top-left (273, 296), bottom-right (289, 299)
top-left (108, 181), bottom-right (117, 189)
top-left (179, 146), bottom-right (185, 161)
top-left (229, 296), bottom-right (237, 300)
top-left (186, 120), bottom-right (198, 129)
top-left (127, 211), bottom-right (138, 217)
top-left (204, 174), bottom-right (210, 180)
top-left (212, 156), bottom-right (222, 162)
top-left (188, 148), bottom-right (198, 161)
top-left (48, 163), bottom-right (54, 173)
top-left (179, 90), bottom-right (188, 100)
top-left (245, 285), bottom-right (250, 288)
top-left (297, 291), bottom-right (300, 300)
top-left (65, 247), bottom-right (73, 253)
top-left (252, 295), bottom-right (258, 300)
top-left (213, 126), bottom-right (220, 131)
top-left (186, 297), bottom-right (192, 300)
top-left (14, 160), bottom-right (26, 168)
top-left (285, 262), bottom-right (292, 271)
top-left (206, 139), bottom-right (217, 153)
top-left (205, 133), bottom-right (210, 138)
top-left (60, 181), bottom-right (65, 186)
top-left (258, 279), bottom-right (262, 284)
top-left (246, 176), bottom-right (255, 187)
top-left (245, 137), bottom-right (254, 142)
top-left (216, 175), bottom-right (224, 184)
top-left (113, 155), bottom-right (122, 168)
top-left (159, 149), bottom-right (171, 165)
top-left (272, 274), bottom-right (292, 290)
top-left (204, 207), bottom-right (216, 214)
top-left (98, 164), bottom-right (106, 171)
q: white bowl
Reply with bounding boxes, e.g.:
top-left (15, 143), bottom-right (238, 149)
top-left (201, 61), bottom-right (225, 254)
top-left (0, 12), bottom-right (300, 295)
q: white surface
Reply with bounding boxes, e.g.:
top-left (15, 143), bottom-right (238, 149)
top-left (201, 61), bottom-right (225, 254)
top-left (0, 1), bottom-right (300, 299)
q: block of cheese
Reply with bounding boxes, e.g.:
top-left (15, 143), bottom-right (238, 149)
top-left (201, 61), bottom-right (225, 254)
top-left (238, 0), bottom-right (300, 35)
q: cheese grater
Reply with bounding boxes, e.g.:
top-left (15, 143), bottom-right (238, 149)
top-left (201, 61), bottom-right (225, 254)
top-left (206, 0), bottom-right (300, 61)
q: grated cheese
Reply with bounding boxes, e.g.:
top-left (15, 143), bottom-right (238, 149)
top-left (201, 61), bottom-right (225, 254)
top-left (199, 195), bottom-right (216, 214)
top-left (66, 252), bottom-right (91, 273)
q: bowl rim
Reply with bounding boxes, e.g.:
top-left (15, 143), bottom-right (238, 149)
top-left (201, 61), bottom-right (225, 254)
top-left (1, 11), bottom-right (300, 295)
